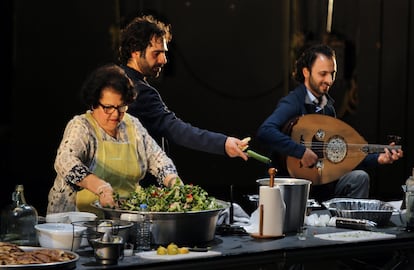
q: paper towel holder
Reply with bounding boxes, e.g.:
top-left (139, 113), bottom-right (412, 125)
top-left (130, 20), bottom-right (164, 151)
top-left (250, 203), bottom-right (285, 239)
top-left (251, 167), bottom-right (285, 239)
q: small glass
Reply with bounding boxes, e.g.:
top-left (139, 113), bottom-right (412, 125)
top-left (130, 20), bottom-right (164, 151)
top-left (297, 226), bottom-right (308, 240)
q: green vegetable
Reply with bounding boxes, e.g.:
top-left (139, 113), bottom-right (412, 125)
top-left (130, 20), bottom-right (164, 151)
top-left (116, 182), bottom-right (221, 212)
top-left (246, 150), bottom-right (272, 164)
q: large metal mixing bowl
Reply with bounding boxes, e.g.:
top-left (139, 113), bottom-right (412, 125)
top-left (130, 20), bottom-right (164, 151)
top-left (92, 200), bottom-right (229, 246)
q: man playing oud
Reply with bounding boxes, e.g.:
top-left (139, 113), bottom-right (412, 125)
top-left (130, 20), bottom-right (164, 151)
top-left (257, 44), bottom-right (403, 202)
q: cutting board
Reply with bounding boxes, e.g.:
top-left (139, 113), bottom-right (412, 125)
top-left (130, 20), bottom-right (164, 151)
top-left (137, 250), bottom-right (222, 261)
top-left (314, 230), bottom-right (396, 242)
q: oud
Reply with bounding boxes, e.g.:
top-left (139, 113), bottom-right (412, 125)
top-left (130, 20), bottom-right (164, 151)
top-left (283, 114), bottom-right (401, 185)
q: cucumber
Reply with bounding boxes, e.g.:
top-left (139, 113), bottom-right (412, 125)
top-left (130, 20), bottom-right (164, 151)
top-left (246, 150), bottom-right (272, 164)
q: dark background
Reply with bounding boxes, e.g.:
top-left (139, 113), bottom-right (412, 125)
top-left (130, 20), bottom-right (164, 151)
top-left (1, 0), bottom-right (413, 216)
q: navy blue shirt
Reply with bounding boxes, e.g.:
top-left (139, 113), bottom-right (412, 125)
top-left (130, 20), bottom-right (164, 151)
top-left (122, 65), bottom-right (227, 156)
top-left (257, 84), bottom-right (378, 176)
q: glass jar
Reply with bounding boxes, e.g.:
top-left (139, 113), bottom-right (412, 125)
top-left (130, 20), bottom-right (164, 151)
top-left (0, 184), bottom-right (38, 245)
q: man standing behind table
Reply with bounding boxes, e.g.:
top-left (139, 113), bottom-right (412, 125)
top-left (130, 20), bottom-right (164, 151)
top-left (118, 15), bottom-right (248, 185)
top-left (256, 44), bottom-right (403, 202)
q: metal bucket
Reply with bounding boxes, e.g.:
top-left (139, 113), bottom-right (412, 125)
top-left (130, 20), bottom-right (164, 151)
top-left (257, 178), bottom-right (311, 233)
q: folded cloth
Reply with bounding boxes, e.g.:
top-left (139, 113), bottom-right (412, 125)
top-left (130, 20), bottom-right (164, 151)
top-left (305, 213), bottom-right (336, 227)
top-left (217, 203), bottom-right (250, 226)
top-left (243, 207), bottom-right (260, 233)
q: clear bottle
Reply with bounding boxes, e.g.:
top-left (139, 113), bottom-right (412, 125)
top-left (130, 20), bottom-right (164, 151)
top-left (0, 184), bottom-right (38, 245)
top-left (406, 168), bottom-right (414, 230)
top-left (136, 203), bottom-right (151, 251)
top-left (120, 213), bottom-right (138, 249)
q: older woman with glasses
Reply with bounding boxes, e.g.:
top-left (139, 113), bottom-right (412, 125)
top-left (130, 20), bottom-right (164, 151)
top-left (47, 63), bottom-right (181, 216)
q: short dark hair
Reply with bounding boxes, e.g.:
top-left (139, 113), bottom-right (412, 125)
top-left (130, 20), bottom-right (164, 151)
top-left (81, 64), bottom-right (137, 109)
top-left (118, 15), bottom-right (172, 65)
top-left (293, 44), bottom-right (336, 83)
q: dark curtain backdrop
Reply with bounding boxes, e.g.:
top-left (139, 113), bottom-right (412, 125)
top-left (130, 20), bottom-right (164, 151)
top-left (1, 0), bottom-right (413, 216)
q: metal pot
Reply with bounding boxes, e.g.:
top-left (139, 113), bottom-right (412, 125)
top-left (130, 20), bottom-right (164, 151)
top-left (92, 200), bottom-right (229, 246)
top-left (257, 178), bottom-right (311, 233)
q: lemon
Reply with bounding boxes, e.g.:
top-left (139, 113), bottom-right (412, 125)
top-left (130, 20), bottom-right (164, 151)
top-left (156, 246), bottom-right (167, 255)
top-left (178, 247), bottom-right (189, 254)
top-left (167, 243), bottom-right (179, 255)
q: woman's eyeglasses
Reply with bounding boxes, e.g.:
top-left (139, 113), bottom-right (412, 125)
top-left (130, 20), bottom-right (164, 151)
top-left (98, 102), bottom-right (128, 114)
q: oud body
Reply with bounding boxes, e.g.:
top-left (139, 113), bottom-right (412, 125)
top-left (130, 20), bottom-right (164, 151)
top-left (284, 114), bottom-right (401, 185)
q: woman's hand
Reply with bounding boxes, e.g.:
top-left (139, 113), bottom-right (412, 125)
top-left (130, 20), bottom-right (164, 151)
top-left (78, 175), bottom-right (116, 207)
top-left (164, 175), bottom-right (182, 187)
top-left (97, 182), bottom-right (116, 207)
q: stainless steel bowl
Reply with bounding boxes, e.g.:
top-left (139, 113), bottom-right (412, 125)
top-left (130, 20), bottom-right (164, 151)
top-left (91, 200), bottom-right (229, 246)
top-left (322, 198), bottom-right (394, 226)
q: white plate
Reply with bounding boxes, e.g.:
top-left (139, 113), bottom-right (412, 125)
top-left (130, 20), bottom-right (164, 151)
top-left (137, 250), bottom-right (221, 261)
top-left (314, 230), bottom-right (396, 242)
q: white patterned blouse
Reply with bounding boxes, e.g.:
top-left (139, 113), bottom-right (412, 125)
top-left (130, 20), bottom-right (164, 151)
top-left (46, 111), bottom-right (177, 214)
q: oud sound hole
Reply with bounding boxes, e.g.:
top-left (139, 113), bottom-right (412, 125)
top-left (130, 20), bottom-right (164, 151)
top-left (325, 136), bottom-right (347, 163)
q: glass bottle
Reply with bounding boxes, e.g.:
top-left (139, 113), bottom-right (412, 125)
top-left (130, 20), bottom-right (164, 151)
top-left (405, 168), bottom-right (414, 230)
top-left (0, 184), bottom-right (39, 245)
top-left (136, 203), bottom-right (151, 251)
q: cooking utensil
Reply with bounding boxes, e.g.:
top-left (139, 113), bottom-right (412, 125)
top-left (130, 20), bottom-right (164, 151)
top-left (335, 217), bottom-right (377, 230)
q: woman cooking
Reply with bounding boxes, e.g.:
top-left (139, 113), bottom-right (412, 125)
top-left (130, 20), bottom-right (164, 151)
top-left (47, 63), bottom-right (181, 216)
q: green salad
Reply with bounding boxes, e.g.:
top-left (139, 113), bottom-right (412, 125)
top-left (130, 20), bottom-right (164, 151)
top-left (116, 182), bottom-right (221, 212)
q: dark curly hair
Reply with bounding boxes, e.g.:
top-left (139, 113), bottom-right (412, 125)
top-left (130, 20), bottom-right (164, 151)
top-left (81, 64), bottom-right (137, 109)
top-left (118, 15), bottom-right (172, 65)
top-left (293, 44), bottom-right (336, 83)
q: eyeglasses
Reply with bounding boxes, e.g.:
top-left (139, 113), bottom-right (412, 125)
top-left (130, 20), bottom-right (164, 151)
top-left (98, 102), bottom-right (128, 114)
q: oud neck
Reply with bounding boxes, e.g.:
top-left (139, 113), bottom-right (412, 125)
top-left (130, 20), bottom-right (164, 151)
top-left (361, 144), bottom-right (401, 154)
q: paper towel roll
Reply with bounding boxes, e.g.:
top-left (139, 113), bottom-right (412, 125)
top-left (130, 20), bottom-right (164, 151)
top-left (259, 186), bottom-right (285, 236)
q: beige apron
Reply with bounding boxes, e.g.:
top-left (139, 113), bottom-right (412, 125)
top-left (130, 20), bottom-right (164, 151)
top-left (76, 113), bottom-right (141, 217)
